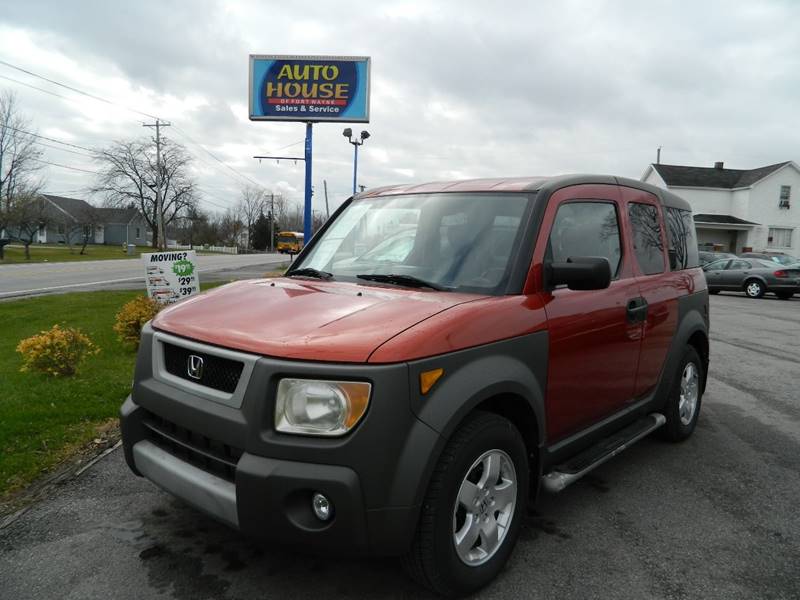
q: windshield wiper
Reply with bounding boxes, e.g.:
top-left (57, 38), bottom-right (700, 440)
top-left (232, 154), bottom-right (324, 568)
top-left (288, 267), bottom-right (333, 280)
top-left (356, 273), bottom-right (446, 291)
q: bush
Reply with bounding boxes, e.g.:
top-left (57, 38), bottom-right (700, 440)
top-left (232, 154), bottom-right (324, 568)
top-left (16, 324), bottom-right (100, 376)
top-left (113, 295), bottom-right (161, 348)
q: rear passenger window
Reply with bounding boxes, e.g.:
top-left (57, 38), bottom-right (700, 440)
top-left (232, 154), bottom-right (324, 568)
top-left (665, 207), bottom-right (700, 270)
top-left (548, 202), bottom-right (622, 276)
top-left (628, 203), bottom-right (665, 275)
top-left (728, 260), bottom-right (750, 270)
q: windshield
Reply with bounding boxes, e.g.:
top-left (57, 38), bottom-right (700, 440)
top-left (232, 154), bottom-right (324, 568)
top-left (295, 192), bottom-right (534, 294)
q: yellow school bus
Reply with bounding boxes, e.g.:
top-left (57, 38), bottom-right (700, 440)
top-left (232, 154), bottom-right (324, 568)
top-left (277, 231), bottom-right (305, 254)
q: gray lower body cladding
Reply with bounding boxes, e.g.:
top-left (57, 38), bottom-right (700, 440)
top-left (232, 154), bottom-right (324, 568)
top-left (121, 324), bottom-right (442, 555)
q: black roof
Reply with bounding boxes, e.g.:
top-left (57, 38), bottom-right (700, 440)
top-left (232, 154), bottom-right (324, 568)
top-left (98, 207), bottom-right (140, 224)
top-left (364, 174), bottom-right (691, 211)
top-left (694, 214), bottom-right (760, 225)
top-left (651, 162), bottom-right (791, 189)
top-left (42, 194), bottom-right (142, 224)
top-left (43, 194), bottom-right (94, 220)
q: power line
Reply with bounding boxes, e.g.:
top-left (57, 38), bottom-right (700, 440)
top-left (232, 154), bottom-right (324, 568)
top-left (31, 157), bottom-right (98, 174)
top-left (171, 124), bottom-right (269, 192)
top-left (0, 73), bottom-right (79, 104)
top-left (0, 123), bottom-right (95, 153)
top-left (1, 59), bottom-right (280, 204)
top-left (0, 58), bottom-right (159, 120)
top-left (35, 141), bottom-right (94, 158)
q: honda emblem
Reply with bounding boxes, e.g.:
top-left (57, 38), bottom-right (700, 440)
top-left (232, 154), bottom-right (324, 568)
top-left (187, 354), bottom-right (204, 380)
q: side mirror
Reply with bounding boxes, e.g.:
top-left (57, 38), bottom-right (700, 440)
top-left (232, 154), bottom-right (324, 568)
top-left (548, 256), bottom-right (612, 291)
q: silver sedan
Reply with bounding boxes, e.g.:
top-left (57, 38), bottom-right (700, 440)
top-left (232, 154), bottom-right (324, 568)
top-left (703, 258), bottom-right (800, 299)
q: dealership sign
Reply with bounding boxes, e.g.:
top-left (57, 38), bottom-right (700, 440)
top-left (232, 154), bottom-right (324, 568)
top-left (249, 55), bottom-right (370, 122)
top-left (142, 251), bottom-right (199, 304)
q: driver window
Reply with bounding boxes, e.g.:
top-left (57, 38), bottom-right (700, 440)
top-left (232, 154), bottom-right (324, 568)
top-left (547, 201), bottom-right (622, 277)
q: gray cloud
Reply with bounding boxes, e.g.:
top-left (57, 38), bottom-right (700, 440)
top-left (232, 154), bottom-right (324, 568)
top-left (1, 0), bottom-right (798, 214)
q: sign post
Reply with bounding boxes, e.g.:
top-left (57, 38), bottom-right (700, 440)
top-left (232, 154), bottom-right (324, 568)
top-left (304, 122), bottom-right (313, 242)
top-left (249, 55), bottom-right (371, 242)
top-left (142, 250), bottom-right (200, 304)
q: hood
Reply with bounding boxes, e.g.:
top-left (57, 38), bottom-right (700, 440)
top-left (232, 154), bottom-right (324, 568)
top-left (151, 278), bottom-right (481, 363)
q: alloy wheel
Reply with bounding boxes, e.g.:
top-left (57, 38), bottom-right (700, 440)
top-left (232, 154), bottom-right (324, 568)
top-left (679, 362), bottom-right (699, 425)
top-left (452, 449), bottom-right (517, 566)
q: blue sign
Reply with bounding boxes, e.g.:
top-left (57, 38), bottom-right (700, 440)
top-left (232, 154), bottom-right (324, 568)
top-left (249, 55), bottom-right (370, 122)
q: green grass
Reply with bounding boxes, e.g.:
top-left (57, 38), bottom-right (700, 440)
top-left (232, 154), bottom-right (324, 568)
top-left (0, 283), bottom-right (225, 498)
top-left (0, 244), bottom-right (160, 264)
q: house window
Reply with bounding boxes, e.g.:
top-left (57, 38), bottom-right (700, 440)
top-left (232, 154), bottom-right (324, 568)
top-left (767, 227), bottom-right (793, 249)
top-left (780, 185), bottom-right (791, 200)
top-left (57, 224), bottom-right (65, 234)
top-left (135, 227), bottom-right (141, 238)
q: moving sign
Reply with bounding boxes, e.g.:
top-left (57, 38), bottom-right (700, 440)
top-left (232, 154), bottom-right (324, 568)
top-left (249, 55), bottom-right (370, 122)
top-left (142, 251), bottom-right (200, 304)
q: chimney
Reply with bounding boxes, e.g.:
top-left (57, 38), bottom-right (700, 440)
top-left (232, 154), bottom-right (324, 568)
top-left (714, 161), bottom-right (724, 170)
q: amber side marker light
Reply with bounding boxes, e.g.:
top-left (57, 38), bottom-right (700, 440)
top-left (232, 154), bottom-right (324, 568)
top-left (420, 368), bottom-right (444, 395)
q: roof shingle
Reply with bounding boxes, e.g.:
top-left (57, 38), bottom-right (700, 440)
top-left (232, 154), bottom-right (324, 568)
top-left (652, 161), bottom-right (790, 189)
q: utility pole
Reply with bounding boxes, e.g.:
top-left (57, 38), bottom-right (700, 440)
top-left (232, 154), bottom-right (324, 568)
top-left (269, 193), bottom-right (275, 253)
top-left (323, 179), bottom-right (330, 218)
top-left (143, 119), bottom-right (171, 250)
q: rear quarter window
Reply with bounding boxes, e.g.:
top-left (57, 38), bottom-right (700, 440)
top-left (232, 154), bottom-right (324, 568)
top-left (665, 207), bottom-right (700, 270)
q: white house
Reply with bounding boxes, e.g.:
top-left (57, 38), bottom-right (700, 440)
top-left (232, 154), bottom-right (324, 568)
top-left (641, 160), bottom-right (800, 256)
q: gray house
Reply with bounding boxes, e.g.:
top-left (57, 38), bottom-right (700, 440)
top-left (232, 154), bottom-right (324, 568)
top-left (12, 194), bottom-right (149, 246)
top-left (98, 206), bottom-right (149, 245)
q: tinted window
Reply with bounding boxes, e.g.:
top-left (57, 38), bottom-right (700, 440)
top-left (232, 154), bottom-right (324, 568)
top-left (728, 260), bottom-right (751, 270)
top-left (665, 207), bottom-right (700, 270)
top-left (704, 259), bottom-right (730, 271)
top-left (629, 203), bottom-right (665, 275)
top-left (548, 202), bottom-right (622, 276)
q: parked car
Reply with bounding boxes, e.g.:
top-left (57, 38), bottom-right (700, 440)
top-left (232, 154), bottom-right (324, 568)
top-left (703, 258), bottom-right (800, 299)
top-left (121, 175), bottom-right (709, 597)
top-left (739, 252), bottom-right (799, 266)
top-left (698, 250), bottom-right (736, 266)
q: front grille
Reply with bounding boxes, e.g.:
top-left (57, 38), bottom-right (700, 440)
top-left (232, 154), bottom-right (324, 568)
top-left (141, 411), bottom-right (243, 482)
top-left (162, 342), bottom-right (244, 393)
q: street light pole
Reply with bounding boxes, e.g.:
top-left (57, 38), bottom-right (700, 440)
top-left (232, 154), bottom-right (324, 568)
top-left (343, 128), bottom-right (370, 195)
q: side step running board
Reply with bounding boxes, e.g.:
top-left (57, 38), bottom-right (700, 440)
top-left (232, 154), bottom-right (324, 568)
top-left (541, 413), bottom-right (666, 493)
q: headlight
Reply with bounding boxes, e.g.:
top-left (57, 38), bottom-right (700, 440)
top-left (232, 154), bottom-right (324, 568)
top-left (274, 378), bottom-right (371, 436)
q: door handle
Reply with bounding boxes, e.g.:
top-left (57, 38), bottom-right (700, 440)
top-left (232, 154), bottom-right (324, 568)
top-left (626, 297), bottom-right (648, 323)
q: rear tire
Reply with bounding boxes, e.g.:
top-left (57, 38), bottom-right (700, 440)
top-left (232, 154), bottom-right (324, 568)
top-left (402, 412), bottom-right (529, 596)
top-left (709, 289), bottom-right (720, 295)
top-left (660, 346), bottom-right (704, 442)
top-left (744, 279), bottom-right (765, 298)
top-left (776, 291), bottom-right (794, 300)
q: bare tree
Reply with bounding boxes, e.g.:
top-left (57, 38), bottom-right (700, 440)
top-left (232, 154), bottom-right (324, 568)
top-left (238, 185), bottom-right (267, 250)
top-left (217, 205), bottom-right (245, 247)
top-left (93, 136), bottom-right (197, 249)
top-left (0, 90), bottom-right (44, 258)
top-left (9, 193), bottom-right (49, 260)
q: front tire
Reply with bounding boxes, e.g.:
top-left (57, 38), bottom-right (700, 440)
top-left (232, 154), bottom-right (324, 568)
top-left (661, 346), bottom-right (704, 442)
top-left (744, 279), bottom-right (765, 298)
top-left (402, 412), bottom-right (529, 596)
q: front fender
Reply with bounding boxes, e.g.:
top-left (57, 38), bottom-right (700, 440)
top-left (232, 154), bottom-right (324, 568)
top-left (407, 331), bottom-right (548, 446)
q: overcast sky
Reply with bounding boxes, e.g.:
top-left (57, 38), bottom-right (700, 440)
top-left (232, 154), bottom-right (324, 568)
top-left (1, 0), bottom-right (798, 216)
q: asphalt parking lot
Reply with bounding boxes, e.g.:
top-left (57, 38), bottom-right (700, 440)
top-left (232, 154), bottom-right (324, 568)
top-left (1, 292), bottom-right (799, 599)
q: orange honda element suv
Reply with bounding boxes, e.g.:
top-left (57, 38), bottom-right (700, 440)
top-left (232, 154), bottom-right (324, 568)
top-left (121, 175), bottom-right (709, 596)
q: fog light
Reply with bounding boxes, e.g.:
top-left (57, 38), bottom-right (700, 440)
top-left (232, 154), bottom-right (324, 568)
top-left (312, 492), bottom-right (333, 521)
